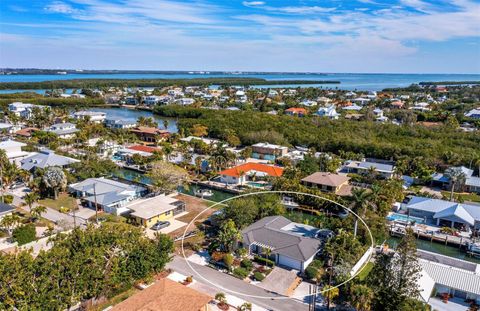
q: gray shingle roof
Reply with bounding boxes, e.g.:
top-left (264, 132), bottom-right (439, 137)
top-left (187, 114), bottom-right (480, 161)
top-left (242, 216), bottom-right (322, 262)
top-left (0, 203), bottom-right (14, 216)
top-left (20, 150), bottom-right (79, 170)
top-left (407, 196), bottom-right (480, 223)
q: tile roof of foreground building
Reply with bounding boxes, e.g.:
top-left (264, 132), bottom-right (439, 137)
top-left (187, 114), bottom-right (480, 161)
top-left (111, 278), bottom-right (212, 311)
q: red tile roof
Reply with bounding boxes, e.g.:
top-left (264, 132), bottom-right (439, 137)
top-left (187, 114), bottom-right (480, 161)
top-left (112, 278), bottom-right (212, 311)
top-left (285, 107), bottom-right (307, 114)
top-left (219, 162), bottom-right (284, 178)
top-left (128, 145), bottom-right (160, 153)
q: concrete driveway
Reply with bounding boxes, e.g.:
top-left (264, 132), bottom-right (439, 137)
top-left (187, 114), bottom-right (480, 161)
top-left (145, 218), bottom-right (187, 238)
top-left (258, 267), bottom-right (300, 296)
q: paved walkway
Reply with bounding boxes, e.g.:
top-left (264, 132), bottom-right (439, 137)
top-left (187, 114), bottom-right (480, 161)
top-left (167, 256), bottom-right (308, 311)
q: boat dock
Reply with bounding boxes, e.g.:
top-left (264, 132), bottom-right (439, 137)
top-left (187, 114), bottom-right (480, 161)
top-left (389, 223), bottom-right (472, 249)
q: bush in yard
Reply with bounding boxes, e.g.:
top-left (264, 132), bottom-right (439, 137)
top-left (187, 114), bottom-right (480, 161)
top-left (223, 253), bottom-right (234, 270)
top-left (253, 272), bottom-right (265, 281)
top-left (253, 255), bottom-right (275, 267)
top-left (12, 224), bottom-right (36, 245)
top-left (211, 251), bottom-right (226, 262)
top-left (305, 266), bottom-right (318, 280)
top-left (240, 259), bottom-right (253, 270)
top-left (0, 195), bottom-right (13, 204)
top-left (233, 267), bottom-right (249, 279)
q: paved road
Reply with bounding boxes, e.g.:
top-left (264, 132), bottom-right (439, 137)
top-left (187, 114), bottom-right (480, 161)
top-left (167, 256), bottom-right (309, 311)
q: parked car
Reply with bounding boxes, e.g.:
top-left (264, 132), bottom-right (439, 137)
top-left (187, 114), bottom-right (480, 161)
top-left (151, 221), bottom-right (170, 231)
top-left (9, 181), bottom-right (24, 190)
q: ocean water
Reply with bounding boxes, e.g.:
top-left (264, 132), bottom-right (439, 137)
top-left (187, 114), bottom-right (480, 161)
top-left (1, 72), bottom-right (479, 91)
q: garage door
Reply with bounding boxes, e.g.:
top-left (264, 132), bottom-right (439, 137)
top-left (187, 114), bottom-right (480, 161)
top-left (278, 255), bottom-right (302, 271)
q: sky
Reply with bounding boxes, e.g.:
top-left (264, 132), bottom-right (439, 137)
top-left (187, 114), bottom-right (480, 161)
top-left (0, 0), bottom-right (479, 73)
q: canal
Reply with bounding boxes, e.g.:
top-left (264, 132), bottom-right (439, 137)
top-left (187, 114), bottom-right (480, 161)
top-left (387, 236), bottom-right (480, 264)
top-left (113, 168), bottom-right (234, 202)
top-left (89, 107), bottom-right (178, 133)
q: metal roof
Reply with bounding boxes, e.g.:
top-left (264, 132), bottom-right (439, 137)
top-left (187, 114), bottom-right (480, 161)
top-left (420, 259), bottom-right (480, 296)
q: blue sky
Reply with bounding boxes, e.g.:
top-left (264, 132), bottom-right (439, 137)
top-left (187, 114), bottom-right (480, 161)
top-left (0, 0), bottom-right (479, 73)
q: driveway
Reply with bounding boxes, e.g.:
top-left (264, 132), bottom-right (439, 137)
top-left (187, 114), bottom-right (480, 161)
top-left (145, 218), bottom-right (187, 238)
top-left (258, 267), bottom-right (300, 296)
top-left (167, 256), bottom-right (308, 311)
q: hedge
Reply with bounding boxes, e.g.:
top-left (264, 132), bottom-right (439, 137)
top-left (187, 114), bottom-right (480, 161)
top-left (240, 259), bottom-right (253, 270)
top-left (253, 255), bottom-right (275, 267)
top-left (12, 224), bottom-right (36, 245)
top-left (233, 267), bottom-right (250, 279)
top-left (253, 272), bottom-right (265, 281)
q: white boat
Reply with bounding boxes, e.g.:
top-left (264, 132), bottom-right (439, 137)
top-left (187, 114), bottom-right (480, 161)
top-left (195, 188), bottom-right (214, 198)
top-left (281, 196), bottom-right (300, 209)
top-left (467, 242), bottom-right (480, 257)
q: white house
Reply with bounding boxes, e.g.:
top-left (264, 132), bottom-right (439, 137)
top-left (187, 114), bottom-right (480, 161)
top-left (48, 122), bottom-right (79, 139)
top-left (73, 111), bottom-right (107, 123)
top-left (0, 139), bottom-right (30, 165)
top-left (241, 216), bottom-right (328, 272)
top-left (8, 102), bottom-right (45, 119)
top-left (317, 105), bottom-right (340, 119)
top-left (105, 118), bottom-right (137, 129)
top-left (465, 108), bottom-right (480, 119)
top-left (69, 177), bottom-right (147, 215)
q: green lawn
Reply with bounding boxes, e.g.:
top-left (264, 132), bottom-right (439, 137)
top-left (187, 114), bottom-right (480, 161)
top-left (357, 262), bottom-right (374, 282)
top-left (440, 191), bottom-right (480, 203)
top-left (38, 193), bottom-right (78, 211)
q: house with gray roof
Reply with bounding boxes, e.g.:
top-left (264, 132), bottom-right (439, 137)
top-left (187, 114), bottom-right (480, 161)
top-left (240, 216), bottom-right (330, 272)
top-left (69, 177), bottom-right (147, 215)
top-left (20, 149), bottom-right (79, 171)
top-left (405, 196), bottom-right (480, 231)
top-left (431, 166), bottom-right (480, 194)
top-left (343, 160), bottom-right (395, 179)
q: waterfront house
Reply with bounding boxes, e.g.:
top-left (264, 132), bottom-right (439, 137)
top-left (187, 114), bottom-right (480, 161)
top-left (111, 278), bottom-right (213, 311)
top-left (285, 107), bottom-right (307, 117)
top-left (8, 102), bottom-right (45, 119)
top-left (240, 216), bottom-right (327, 272)
top-left (416, 250), bottom-right (480, 305)
top-left (143, 95), bottom-right (162, 105)
top-left (175, 98), bottom-right (195, 105)
top-left (105, 118), bottom-right (137, 129)
top-left (73, 110), bottom-right (106, 123)
top-left (20, 149), bottom-right (79, 171)
top-left (301, 172), bottom-right (352, 196)
top-left (127, 195), bottom-right (186, 227)
top-left (316, 105), bottom-right (339, 119)
top-left (251, 142), bottom-right (288, 161)
top-left (343, 160), bottom-right (395, 179)
top-left (218, 162), bottom-right (284, 186)
top-left (130, 126), bottom-right (170, 144)
top-left (69, 177), bottom-right (147, 215)
top-left (47, 122), bottom-right (79, 139)
top-left (405, 196), bottom-right (480, 231)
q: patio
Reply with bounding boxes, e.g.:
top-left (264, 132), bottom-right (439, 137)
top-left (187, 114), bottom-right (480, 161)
top-left (429, 297), bottom-right (471, 311)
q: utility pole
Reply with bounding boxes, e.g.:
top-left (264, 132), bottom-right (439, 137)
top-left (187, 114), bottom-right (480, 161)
top-left (93, 183), bottom-right (98, 224)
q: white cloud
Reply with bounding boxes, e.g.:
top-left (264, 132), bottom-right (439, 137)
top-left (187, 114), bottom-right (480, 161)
top-left (242, 1), bottom-right (265, 7)
top-left (44, 1), bottom-right (78, 14)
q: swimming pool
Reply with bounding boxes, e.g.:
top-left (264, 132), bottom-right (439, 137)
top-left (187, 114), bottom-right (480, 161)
top-left (387, 213), bottom-right (425, 224)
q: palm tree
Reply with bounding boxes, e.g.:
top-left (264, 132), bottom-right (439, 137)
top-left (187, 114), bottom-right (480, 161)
top-left (350, 188), bottom-right (372, 237)
top-left (0, 213), bottom-right (21, 236)
top-left (31, 205), bottom-right (47, 221)
top-left (264, 247), bottom-right (272, 267)
top-left (350, 284), bottom-right (374, 311)
top-left (445, 167), bottom-right (467, 201)
top-left (24, 191), bottom-right (39, 213)
top-left (163, 119), bottom-right (169, 130)
top-left (42, 167), bottom-right (67, 199)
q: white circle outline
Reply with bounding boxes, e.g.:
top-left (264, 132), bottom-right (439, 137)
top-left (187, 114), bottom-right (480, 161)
top-left (180, 190), bottom-right (374, 300)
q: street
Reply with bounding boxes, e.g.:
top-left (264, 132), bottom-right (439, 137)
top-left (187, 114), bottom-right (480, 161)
top-left (167, 256), bottom-right (309, 311)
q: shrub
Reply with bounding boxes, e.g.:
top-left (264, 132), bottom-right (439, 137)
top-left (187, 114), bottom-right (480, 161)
top-left (253, 272), bottom-right (265, 281)
top-left (211, 251), bottom-right (226, 262)
top-left (12, 224), bottom-right (36, 245)
top-left (0, 195), bottom-right (13, 204)
top-left (233, 267), bottom-right (249, 279)
top-left (223, 253), bottom-right (234, 269)
top-left (253, 255), bottom-right (275, 267)
top-left (305, 266), bottom-right (318, 280)
top-left (240, 259), bottom-right (253, 270)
